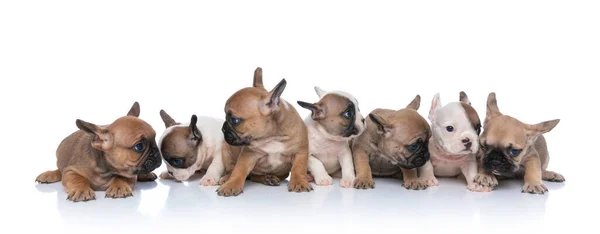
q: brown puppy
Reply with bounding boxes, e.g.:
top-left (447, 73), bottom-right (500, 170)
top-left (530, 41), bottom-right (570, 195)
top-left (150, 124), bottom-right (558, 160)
top-left (217, 67), bottom-right (313, 196)
top-left (352, 95), bottom-right (433, 190)
top-left (474, 93), bottom-right (564, 194)
top-left (35, 102), bottom-right (162, 202)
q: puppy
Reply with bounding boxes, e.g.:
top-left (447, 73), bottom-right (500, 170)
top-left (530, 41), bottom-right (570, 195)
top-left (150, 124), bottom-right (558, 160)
top-left (352, 95), bottom-right (435, 190)
top-left (297, 87), bottom-right (366, 188)
top-left (217, 67), bottom-right (313, 196)
top-left (421, 92), bottom-right (485, 191)
top-left (35, 102), bottom-right (162, 202)
top-left (157, 110), bottom-right (225, 186)
top-left (474, 92), bottom-right (564, 194)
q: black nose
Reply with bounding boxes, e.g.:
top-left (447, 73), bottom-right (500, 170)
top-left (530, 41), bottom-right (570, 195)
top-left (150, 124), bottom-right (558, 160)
top-left (462, 138), bottom-right (470, 143)
top-left (465, 142), bottom-right (473, 149)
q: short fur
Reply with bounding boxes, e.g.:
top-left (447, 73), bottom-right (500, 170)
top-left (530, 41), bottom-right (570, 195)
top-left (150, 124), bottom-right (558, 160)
top-left (473, 92), bottom-right (564, 194)
top-left (217, 67), bottom-right (313, 196)
top-left (35, 102), bottom-right (162, 202)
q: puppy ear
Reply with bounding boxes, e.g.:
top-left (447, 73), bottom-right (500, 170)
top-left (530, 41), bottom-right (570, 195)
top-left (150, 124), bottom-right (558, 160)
top-left (428, 93), bottom-right (441, 122)
top-left (189, 115), bottom-right (202, 141)
top-left (314, 86), bottom-right (327, 98)
top-left (253, 67), bottom-right (263, 88)
top-left (406, 95), bottom-right (421, 110)
top-left (486, 92), bottom-right (502, 122)
top-left (526, 119), bottom-right (560, 137)
top-left (369, 113), bottom-right (391, 135)
top-left (160, 109), bottom-right (177, 128)
top-left (459, 91), bottom-right (471, 105)
top-left (76, 119), bottom-right (112, 151)
top-left (127, 102), bottom-right (140, 117)
top-left (265, 79), bottom-right (287, 109)
top-left (297, 101), bottom-right (326, 119)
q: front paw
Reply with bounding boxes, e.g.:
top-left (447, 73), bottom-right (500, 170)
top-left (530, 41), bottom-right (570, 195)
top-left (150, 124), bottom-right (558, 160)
top-left (353, 177), bottom-right (375, 189)
top-left (314, 175), bottom-right (333, 186)
top-left (199, 175), bottom-right (220, 186)
top-left (422, 177), bottom-right (439, 187)
top-left (216, 182), bottom-right (244, 197)
top-left (543, 171), bottom-right (565, 182)
top-left (105, 183), bottom-right (133, 199)
top-left (468, 183), bottom-right (492, 192)
top-left (522, 182), bottom-right (548, 194)
top-left (474, 172), bottom-right (498, 188)
top-left (340, 176), bottom-right (355, 188)
top-left (288, 179), bottom-right (313, 193)
top-left (403, 179), bottom-right (428, 190)
top-left (160, 171), bottom-right (174, 180)
top-left (137, 172), bottom-right (157, 182)
top-left (66, 187), bottom-right (96, 202)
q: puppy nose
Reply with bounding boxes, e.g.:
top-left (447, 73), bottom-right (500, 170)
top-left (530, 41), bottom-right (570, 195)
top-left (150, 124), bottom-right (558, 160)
top-left (462, 138), bottom-right (470, 143)
top-left (465, 142), bottom-right (473, 149)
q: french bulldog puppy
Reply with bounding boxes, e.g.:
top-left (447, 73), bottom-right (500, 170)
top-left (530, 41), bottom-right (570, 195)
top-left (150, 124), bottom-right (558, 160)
top-left (421, 92), bottom-right (486, 191)
top-left (157, 110), bottom-right (225, 186)
top-left (474, 92), bottom-right (564, 194)
top-left (217, 67), bottom-right (313, 196)
top-left (35, 102), bottom-right (162, 202)
top-left (352, 95), bottom-right (435, 190)
top-left (297, 87), bottom-right (366, 188)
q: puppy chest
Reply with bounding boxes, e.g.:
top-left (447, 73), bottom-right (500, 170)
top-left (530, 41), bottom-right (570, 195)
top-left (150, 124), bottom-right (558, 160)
top-left (368, 154), bottom-right (401, 176)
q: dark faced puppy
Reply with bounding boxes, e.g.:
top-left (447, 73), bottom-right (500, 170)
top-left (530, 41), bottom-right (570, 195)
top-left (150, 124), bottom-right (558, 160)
top-left (36, 102), bottom-right (161, 202)
top-left (352, 95), bottom-right (434, 190)
top-left (474, 93), bottom-right (564, 194)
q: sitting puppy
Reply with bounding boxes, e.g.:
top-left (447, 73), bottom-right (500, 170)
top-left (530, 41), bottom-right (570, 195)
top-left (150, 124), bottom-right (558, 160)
top-left (474, 92), bottom-right (564, 194)
top-left (297, 87), bottom-right (366, 188)
top-left (352, 95), bottom-right (435, 190)
top-left (217, 67), bottom-right (313, 196)
top-left (35, 102), bottom-right (162, 202)
top-left (157, 110), bottom-right (225, 186)
top-left (421, 92), bottom-right (485, 191)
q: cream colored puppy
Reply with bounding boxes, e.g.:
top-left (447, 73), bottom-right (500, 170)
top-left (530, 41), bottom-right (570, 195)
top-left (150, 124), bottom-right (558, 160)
top-left (297, 87), bottom-right (366, 188)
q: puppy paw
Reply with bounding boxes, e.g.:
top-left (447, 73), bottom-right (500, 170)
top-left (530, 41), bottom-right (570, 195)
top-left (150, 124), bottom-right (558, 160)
top-left (340, 176), bottom-right (355, 188)
top-left (522, 182), bottom-right (548, 194)
top-left (160, 171), bottom-right (174, 180)
top-left (137, 172), bottom-right (157, 182)
top-left (474, 173), bottom-right (498, 188)
top-left (314, 175), bottom-right (333, 186)
top-left (66, 187), bottom-right (96, 202)
top-left (468, 183), bottom-right (492, 192)
top-left (199, 175), bottom-right (220, 186)
top-left (422, 177), bottom-right (439, 187)
top-left (216, 183), bottom-right (243, 197)
top-left (353, 177), bottom-right (375, 189)
top-left (263, 174), bottom-right (281, 186)
top-left (105, 183), bottom-right (133, 199)
top-left (218, 174), bottom-right (231, 185)
top-left (542, 171), bottom-right (565, 182)
top-left (36, 170), bottom-right (61, 184)
top-left (403, 179), bottom-right (428, 190)
top-left (288, 179), bottom-right (313, 193)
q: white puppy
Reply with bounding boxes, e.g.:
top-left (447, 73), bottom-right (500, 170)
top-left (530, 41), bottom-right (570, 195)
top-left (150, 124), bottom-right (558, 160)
top-left (297, 87), bottom-right (366, 188)
top-left (158, 110), bottom-right (225, 186)
top-left (419, 92), bottom-right (486, 191)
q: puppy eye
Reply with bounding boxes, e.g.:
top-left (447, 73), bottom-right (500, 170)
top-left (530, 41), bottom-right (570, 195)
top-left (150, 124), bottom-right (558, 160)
top-left (133, 143), bottom-right (145, 152)
top-left (407, 144), bottom-right (419, 152)
top-left (446, 126), bottom-right (454, 132)
top-left (230, 117), bottom-right (242, 126)
top-left (170, 158), bottom-right (184, 167)
top-left (509, 149), bottom-right (522, 156)
top-left (343, 109), bottom-right (354, 119)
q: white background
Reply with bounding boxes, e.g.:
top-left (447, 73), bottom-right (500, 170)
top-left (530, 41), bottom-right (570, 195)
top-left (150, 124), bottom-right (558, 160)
top-left (1, 1), bottom-right (598, 234)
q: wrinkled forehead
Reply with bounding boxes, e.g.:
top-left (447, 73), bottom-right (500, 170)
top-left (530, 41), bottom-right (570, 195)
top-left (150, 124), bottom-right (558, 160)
top-left (483, 116), bottom-right (527, 146)
top-left (323, 91), bottom-right (360, 111)
top-left (319, 93), bottom-right (355, 113)
top-left (225, 88), bottom-right (263, 116)
top-left (110, 117), bottom-right (156, 145)
top-left (393, 110), bottom-right (431, 140)
top-left (159, 125), bottom-right (191, 150)
top-left (436, 102), bottom-right (471, 124)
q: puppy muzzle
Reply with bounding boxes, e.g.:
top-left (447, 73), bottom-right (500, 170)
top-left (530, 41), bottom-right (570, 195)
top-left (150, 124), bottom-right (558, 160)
top-left (482, 149), bottom-right (516, 174)
top-left (398, 147), bottom-right (430, 169)
top-left (341, 124), bottom-right (360, 138)
top-left (135, 145), bottom-right (162, 174)
top-left (222, 122), bottom-right (251, 146)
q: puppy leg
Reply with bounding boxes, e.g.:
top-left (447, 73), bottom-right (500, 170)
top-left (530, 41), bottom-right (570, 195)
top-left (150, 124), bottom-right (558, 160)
top-left (338, 147), bottom-right (356, 188)
top-left (288, 150), bottom-right (313, 192)
top-left (353, 147), bottom-right (375, 189)
top-left (463, 160), bottom-right (490, 192)
top-left (401, 168), bottom-right (428, 190)
top-left (160, 171), bottom-right (175, 180)
top-left (137, 172), bottom-right (158, 182)
top-left (62, 170), bottom-right (95, 202)
top-left (474, 160), bottom-right (498, 189)
top-left (218, 173), bottom-right (231, 185)
top-left (249, 174), bottom-right (288, 186)
top-left (522, 157), bottom-right (548, 194)
top-left (36, 169), bottom-right (62, 184)
top-left (542, 170), bottom-right (565, 182)
top-left (217, 151), bottom-right (258, 197)
top-left (105, 177), bottom-right (135, 198)
top-left (308, 155), bottom-right (332, 186)
top-left (417, 161), bottom-right (439, 186)
top-left (200, 151), bottom-right (225, 186)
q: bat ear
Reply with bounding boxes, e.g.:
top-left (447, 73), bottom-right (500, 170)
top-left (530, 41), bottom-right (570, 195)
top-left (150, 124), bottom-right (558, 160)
top-left (314, 86), bottom-right (327, 98)
top-left (253, 67), bottom-right (263, 88)
top-left (459, 91), bottom-right (471, 105)
top-left (297, 101), bottom-right (326, 120)
top-left (160, 109), bottom-right (177, 128)
top-left (406, 95), bottom-right (421, 110)
top-left (428, 93), bottom-right (441, 122)
top-left (486, 92), bottom-right (502, 123)
top-left (369, 113), bottom-right (391, 136)
top-left (526, 119), bottom-right (560, 137)
top-left (189, 115), bottom-right (202, 141)
top-left (127, 102), bottom-right (140, 117)
top-left (76, 119), bottom-right (113, 151)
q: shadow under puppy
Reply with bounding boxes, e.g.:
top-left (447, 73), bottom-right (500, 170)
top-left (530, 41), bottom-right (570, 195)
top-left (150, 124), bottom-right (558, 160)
top-left (158, 110), bottom-right (226, 186)
top-left (297, 87), bottom-right (366, 188)
top-left (35, 102), bottom-right (162, 202)
top-left (217, 67), bottom-right (313, 196)
top-left (474, 92), bottom-right (564, 194)
top-left (352, 95), bottom-right (435, 190)
top-left (421, 92), bottom-right (488, 191)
